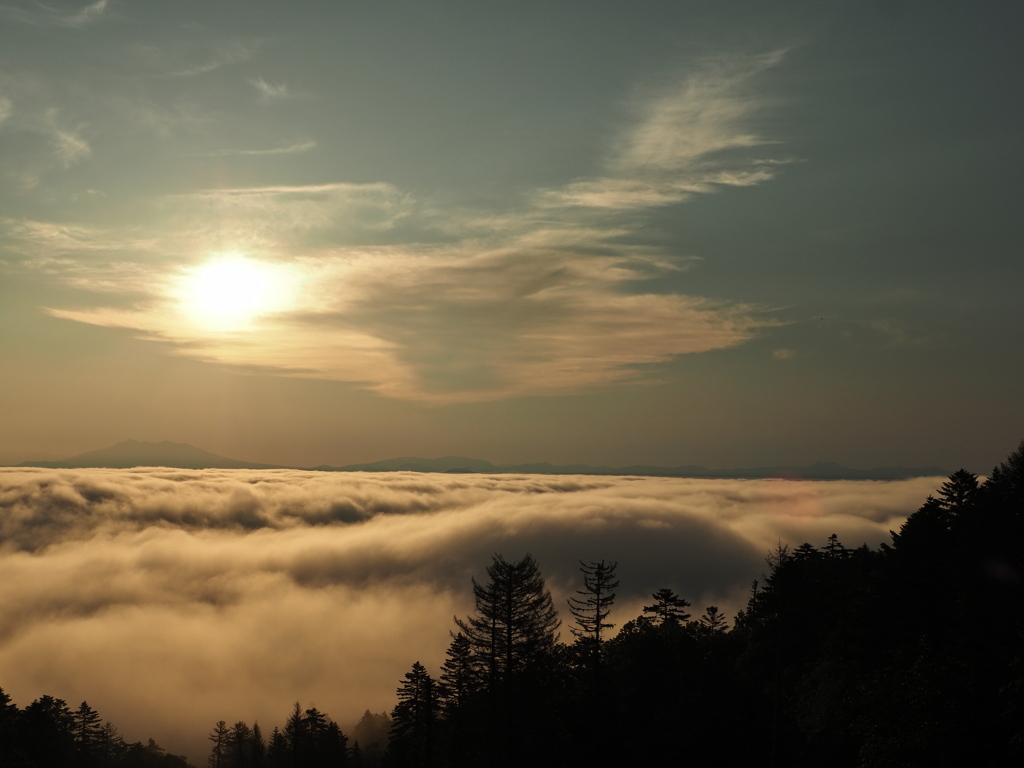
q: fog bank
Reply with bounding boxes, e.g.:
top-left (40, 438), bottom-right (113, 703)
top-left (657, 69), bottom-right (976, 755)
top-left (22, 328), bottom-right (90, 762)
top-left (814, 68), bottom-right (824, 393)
top-left (0, 468), bottom-right (940, 761)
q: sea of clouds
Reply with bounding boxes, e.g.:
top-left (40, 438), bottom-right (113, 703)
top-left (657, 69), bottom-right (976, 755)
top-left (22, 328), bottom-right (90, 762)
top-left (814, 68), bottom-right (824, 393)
top-left (0, 467), bottom-right (941, 761)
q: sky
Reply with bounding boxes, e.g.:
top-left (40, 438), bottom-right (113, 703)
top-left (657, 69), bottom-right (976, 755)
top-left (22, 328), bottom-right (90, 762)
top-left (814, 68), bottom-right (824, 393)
top-left (0, 466), bottom-right (942, 760)
top-left (1, 0), bottom-right (1022, 471)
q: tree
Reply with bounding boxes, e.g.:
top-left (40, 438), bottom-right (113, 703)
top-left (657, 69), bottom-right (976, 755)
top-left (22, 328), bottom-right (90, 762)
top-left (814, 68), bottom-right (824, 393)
top-left (21, 696), bottom-right (76, 767)
top-left (267, 727), bottom-right (288, 768)
top-left (439, 632), bottom-right (476, 715)
top-left (938, 469), bottom-right (979, 511)
top-left (74, 701), bottom-right (104, 765)
top-left (227, 721), bottom-right (252, 768)
top-left (351, 710), bottom-right (390, 767)
top-left (389, 661), bottom-right (440, 768)
top-left (697, 606), bottom-right (728, 636)
top-left (568, 560), bottom-right (619, 645)
top-left (209, 721), bottom-right (230, 768)
top-left (0, 688), bottom-right (20, 767)
top-left (824, 533), bottom-right (847, 560)
top-left (250, 723), bottom-right (266, 768)
top-left (642, 588), bottom-right (691, 625)
top-left (454, 553), bottom-right (560, 685)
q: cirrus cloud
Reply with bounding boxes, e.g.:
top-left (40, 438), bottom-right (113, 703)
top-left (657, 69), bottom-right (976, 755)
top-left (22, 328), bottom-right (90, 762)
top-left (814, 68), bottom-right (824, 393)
top-left (12, 52), bottom-right (791, 402)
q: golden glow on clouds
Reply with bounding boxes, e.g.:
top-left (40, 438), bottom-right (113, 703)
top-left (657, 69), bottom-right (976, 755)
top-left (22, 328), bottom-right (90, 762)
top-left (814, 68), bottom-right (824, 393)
top-left (0, 467), bottom-right (938, 762)
top-left (174, 253), bottom-right (297, 331)
top-left (16, 54), bottom-right (788, 402)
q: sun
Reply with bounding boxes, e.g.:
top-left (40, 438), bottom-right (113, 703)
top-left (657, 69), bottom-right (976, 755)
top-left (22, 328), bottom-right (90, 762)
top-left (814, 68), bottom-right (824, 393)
top-left (175, 253), bottom-right (296, 330)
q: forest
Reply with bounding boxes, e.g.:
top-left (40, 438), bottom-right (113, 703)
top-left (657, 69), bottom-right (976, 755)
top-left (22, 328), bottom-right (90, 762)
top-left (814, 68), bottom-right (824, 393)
top-left (2, 441), bottom-right (1022, 768)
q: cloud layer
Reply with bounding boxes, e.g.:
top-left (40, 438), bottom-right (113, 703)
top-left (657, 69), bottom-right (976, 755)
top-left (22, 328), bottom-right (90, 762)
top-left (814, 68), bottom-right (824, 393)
top-left (0, 467), bottom-right (939, 761)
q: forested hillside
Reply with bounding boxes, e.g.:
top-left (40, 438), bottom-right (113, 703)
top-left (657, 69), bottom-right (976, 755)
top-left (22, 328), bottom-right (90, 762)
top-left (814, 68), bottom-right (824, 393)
top-left (3, 442), bottom-right (1022, 768)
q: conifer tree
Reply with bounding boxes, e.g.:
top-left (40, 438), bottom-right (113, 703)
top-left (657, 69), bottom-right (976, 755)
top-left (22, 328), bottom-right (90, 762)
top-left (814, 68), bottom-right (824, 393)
top-left (209, 720), bottom-right (230, 768)
top-left (439, 632), bottom-right (476, 715)
top-left (267, 727), bottom-right (289, 768)
top-left (250, 722), bottom-right (266, 768)
top-left (454, 553), bottom-right (560, 685)
top-left (389, 661), bottom-right (440, 768)
top-left (568, 559), bottom-right (619, 645)
top-left (228, 721), bottom-right (252, 768)
top-left (697, 606), bottom-right (728, 635)
top-left (643, 588), bottom-right (691, 625)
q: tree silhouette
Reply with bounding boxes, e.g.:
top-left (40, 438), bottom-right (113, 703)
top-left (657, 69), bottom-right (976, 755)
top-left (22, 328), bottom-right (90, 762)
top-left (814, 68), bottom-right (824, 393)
top-left (697, 605), bottom-right (728, 636)
top-left (454, 553), bottom-right (560, 685)
top-left (642, 587), bottom-right (691, 625)
top-left (209, 720), bottom-right (230, 768)
top-left (388, 661), bottom-right (440, 768)
top-left (568, 559), bottom-right (619, 645)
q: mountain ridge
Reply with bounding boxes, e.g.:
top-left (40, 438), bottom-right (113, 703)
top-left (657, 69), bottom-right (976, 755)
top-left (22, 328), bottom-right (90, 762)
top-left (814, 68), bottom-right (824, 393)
top-left (13, 440), bottom-right (947, 479)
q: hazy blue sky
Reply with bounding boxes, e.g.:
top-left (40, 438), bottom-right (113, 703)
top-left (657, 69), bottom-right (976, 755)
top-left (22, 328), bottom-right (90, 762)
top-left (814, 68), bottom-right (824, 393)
top-left (1, 0), bottom-right (1021, 470)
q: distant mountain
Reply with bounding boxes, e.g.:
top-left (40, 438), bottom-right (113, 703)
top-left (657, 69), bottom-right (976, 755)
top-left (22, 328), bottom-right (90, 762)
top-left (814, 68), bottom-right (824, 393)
top-left (15, 441), bottom-right (946, 479)
top-left (17, 440), bottom-right (285, 470)
top-left (310, 456), bottom-right (498, 473)
top-left (316, 456), bottom-right (948, 480)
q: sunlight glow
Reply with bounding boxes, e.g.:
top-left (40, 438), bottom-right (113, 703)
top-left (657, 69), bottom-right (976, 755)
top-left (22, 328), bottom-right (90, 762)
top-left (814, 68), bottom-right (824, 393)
top-left (175, 253), bottom-right (296, 331)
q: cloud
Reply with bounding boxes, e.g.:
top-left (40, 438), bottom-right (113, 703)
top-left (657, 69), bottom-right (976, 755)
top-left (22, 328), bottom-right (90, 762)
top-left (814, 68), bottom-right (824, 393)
top-left (0, 95), bottom-right (11, 125)
top-left (868, 319), bottom-right (931, 348)
top-left (773, 348), bottom-right (797, 360)
top-left (24, 53), bottom-right (791, 402)
top-left (537, 51), bottom-right (790, 211)
top-left (45, 111), bottom-right (91, 166)
top-left (46, 239), bottom-right (776, 401)
top-left (166, 40), bottom-right (258, 77)
top-left (63, 0), bottom-right (108, 27)
top-left (0, 467), bottom-right (938, 760)
top-left (0, 0), bottom-right (108, 27)
top-left (205, 140), bottom-right (316, 156)
top-left (250, 77), bottom-right (290, 100)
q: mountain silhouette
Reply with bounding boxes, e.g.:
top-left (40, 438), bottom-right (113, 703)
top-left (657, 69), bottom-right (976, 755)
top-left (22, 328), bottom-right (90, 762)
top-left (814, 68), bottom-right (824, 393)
top-left (15, 442), bottom-right (946, 479)
top-left (16, 440), bottom-right (285, 470)
top-left (315, 456), bottom-right (947, 480)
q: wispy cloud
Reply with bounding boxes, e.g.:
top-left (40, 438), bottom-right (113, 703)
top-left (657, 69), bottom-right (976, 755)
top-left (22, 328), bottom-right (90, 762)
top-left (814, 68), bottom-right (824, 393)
top-left (2, 218), bottom-right (157, 257)
top-left (28, 54), bottom-right (791, 403)
top-left (49, 121), bottom-right (91, 166)
top-left (204, 140), bottom-right (317, 157)
top-left (0, 467), bottom-right (937, 761)
top-left (0, 0), bottom-right (108, 27)
top-left (538, 51), bottom-right (789, 211)
top-left (250, 77), bottom-right (290, 100)
top-left (868, 319), bottom-right (931, 348)
top-left (0, 95), bottom-right (11, 125)
top-left (63, 0), bottom-right (108, 27)
top-left (165, 40), bottom-right (258, 77)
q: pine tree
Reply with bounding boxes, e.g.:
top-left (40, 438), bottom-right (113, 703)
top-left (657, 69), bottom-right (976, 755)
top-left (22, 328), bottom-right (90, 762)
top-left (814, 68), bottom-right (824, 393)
top-left (209, 721), bottom-right (230, 768)
top-left (568, 559), bottom-right (619, 645)
top-left (824, 533), bottom-right (847, 559)
top-left (250, 723), bottom-right (266, 768)
top-left (389, 661), bottom-right (440, 768)
top-left (439, 632), bottom-right (476, 715)
top-left (267, 727), bottom-right (289, 768)
top-left (642, 588), bottom-right (691, 625)
top-left (22, 696), bottom-right (76, 766)
top-left (697, 605), bottom-right (728, 635)
top-left (454, 553), bottom-right (560, 686)
top-left (74, 701), bottom-right (104, 765)
top-left (228, 721), bottom-right (252, 768)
